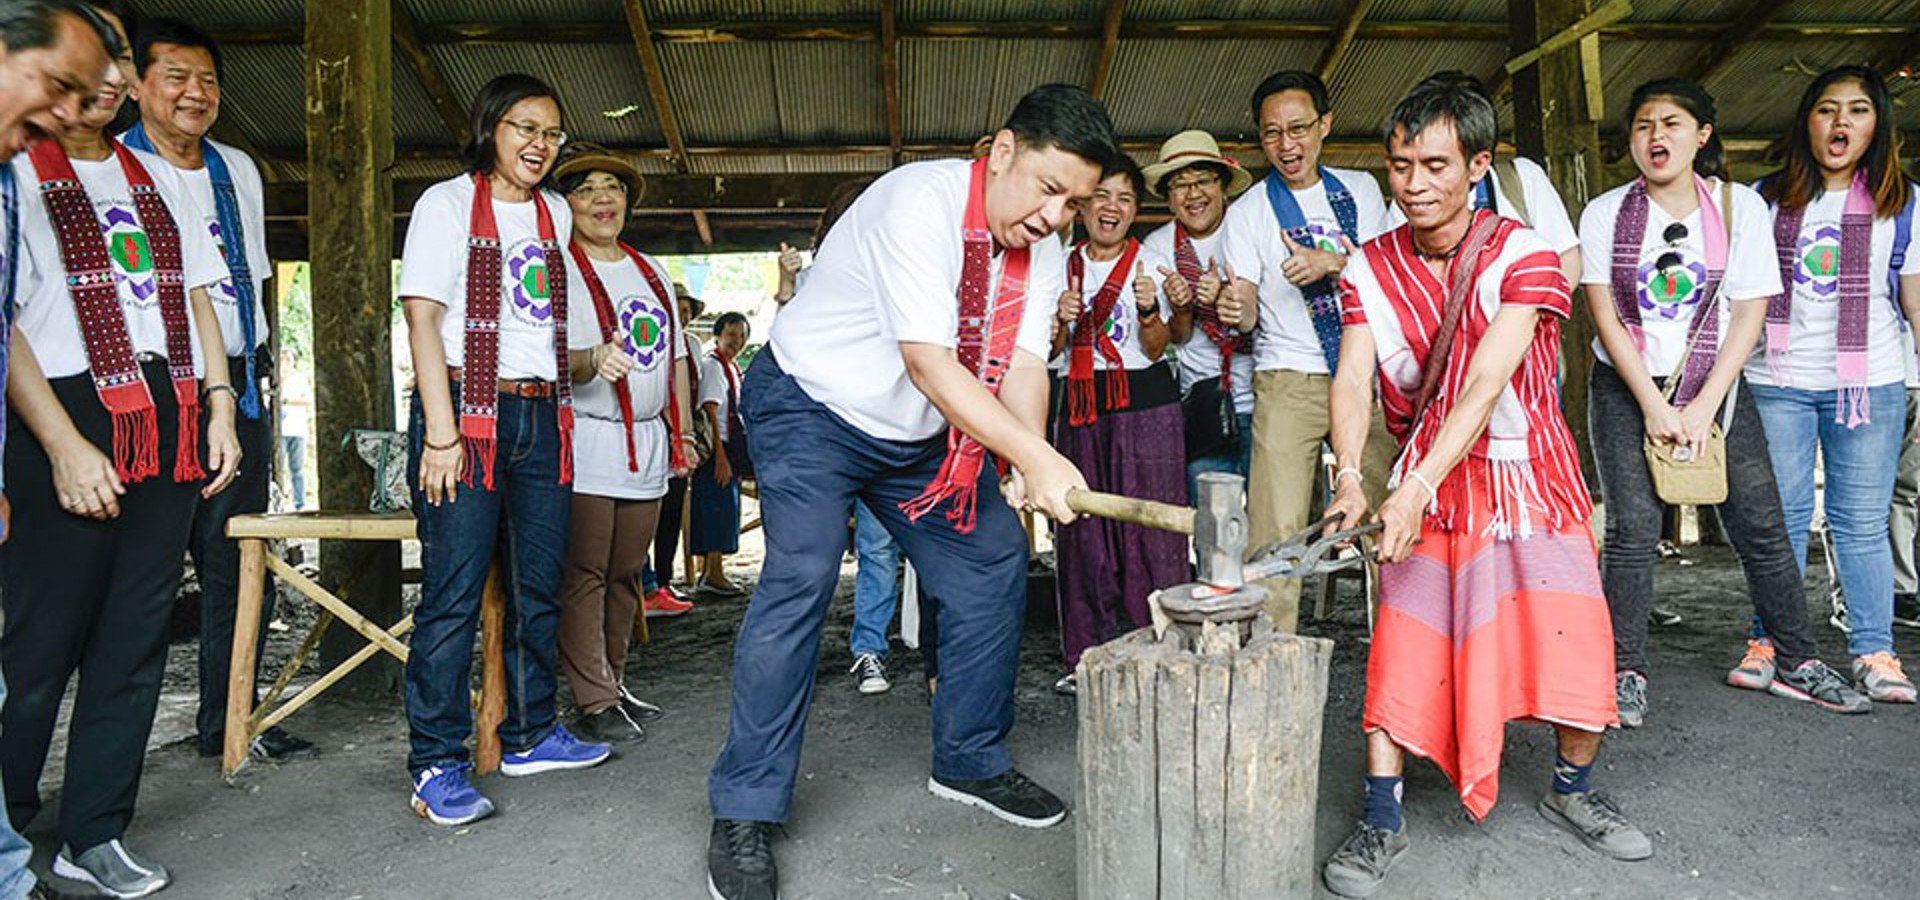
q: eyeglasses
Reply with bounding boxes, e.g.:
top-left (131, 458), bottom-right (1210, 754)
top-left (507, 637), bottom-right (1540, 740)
top-left (1654, 222), bottom-right (1688, 273)
top-left (500, 118), bottom-right (568, 147)
top-left (569, 182), bottom-right (629, 200)
top-left (1166, 173), bottom-right (1223, 195)
top-left (1259, 114), bottom-right (1325, 145)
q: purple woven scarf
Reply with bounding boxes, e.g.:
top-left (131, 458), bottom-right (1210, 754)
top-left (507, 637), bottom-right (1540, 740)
top-left (1767, 169), bottom-right (1875, 426)
top-left (1610, 174), bottom-right (1728, 407)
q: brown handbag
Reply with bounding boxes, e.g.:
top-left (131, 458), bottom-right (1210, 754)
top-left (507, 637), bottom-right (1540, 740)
top-left (1642, 183), bottom-right (1733, 506)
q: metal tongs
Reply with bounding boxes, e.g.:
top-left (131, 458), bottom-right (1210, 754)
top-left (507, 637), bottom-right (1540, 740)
top-left (1242, 515), bottom-right (1385, 582)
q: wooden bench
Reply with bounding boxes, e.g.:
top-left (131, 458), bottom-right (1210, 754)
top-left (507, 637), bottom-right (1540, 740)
top-left (223, 512), bottom-right (506, 780)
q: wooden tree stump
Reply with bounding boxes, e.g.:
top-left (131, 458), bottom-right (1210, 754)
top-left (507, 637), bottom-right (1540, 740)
top-left (1077, 616), bottom-right (1334, 900)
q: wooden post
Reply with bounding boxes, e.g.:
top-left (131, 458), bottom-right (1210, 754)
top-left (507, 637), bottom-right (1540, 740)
top-left (1078, 617), bottom-right (1334, 899)
top-left (1510, 0), bottom-right (1606, 478)
top-left (221, 538), bottom-right (268, 778)
top-left (474, 563), bottom-right (507, 774)
top-left (308, 0), bottom-right (402, 695)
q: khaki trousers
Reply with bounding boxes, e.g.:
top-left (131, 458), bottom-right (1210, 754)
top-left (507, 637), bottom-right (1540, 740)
top-left (1247, 369), bottom-right (1397, 631)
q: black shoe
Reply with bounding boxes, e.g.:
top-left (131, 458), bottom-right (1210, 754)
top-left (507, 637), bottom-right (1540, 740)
top-left (1894, 593), bottom-right (1920, 629)
top-left (573, 706), bottom-right (646, 744)
top-left (707, 819), bottom-right (778, 900)
top-left (1648, 606), bottom-right (1684, 627)
top-left (927, 769), bottom-right (1067, 828)
top-left (620, 686), bottom-right (666, 722)
top-left (250, 726), bottom-right (318, 761)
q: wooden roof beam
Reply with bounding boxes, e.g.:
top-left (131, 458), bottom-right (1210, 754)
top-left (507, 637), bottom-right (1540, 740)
top-left (1089, 0), bottom-right (1128, 99)
top-left (1682, 0), bottom-right (1795, 85)
top-left (391, 1), bottom-right (471, 146)
top-left (621, 0), bottom-right (689, 173)
top-left (212, 19), bottom-right (1920, 47)
top-left (1316, 0), bottom-right (1378, 82)
top-left (881, 0), bottom-right (901, 164)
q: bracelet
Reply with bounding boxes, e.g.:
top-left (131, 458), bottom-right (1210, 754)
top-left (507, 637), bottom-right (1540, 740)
top-left (1407, 470), bottom-right (1438, 500)
top-left (1136, 305), bottom-right (1160, 319)
top-left (203, 383), bottom-right (237, 401)
top-left (424, 433), bottom-right (461, 451)
top-left (1335, 466), bottom-right (1363, 486)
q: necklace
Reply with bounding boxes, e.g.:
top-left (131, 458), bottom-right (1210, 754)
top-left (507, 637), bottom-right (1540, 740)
top-left (1414, 224), bottom-right (1471, 261)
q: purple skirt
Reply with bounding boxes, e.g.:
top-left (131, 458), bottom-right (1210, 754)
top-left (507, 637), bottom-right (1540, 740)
top-left (1051, 371), bottom-right (1190, 667)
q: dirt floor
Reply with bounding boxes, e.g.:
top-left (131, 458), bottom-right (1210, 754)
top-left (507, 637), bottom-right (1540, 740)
top-left (16, 530), bottom-right (1920, 899)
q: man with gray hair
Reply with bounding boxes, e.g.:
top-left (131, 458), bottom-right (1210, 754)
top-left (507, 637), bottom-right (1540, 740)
top-left (1318, 80), bottom-right (1649, 897)
top-left (0, 6), bottom-right (124, 898)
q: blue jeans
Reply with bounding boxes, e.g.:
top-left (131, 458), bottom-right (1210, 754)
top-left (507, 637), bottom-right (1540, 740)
top-left (709, 351), bottom-right (1029, 823)
top-left (1749, 381), bottom-right (1907, 656)
top-left (1185, 412), bottom-right (1253, 501)
top-left (0, 668), bottom-right (34, 900)
top-left (850, 501), bottom-right (902, 658)
top-left (405, 387), bottom-right (572, 775)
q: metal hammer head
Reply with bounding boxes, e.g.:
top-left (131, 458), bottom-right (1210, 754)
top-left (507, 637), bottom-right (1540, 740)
top-left (1192, 472), bottom-right (1248, 588)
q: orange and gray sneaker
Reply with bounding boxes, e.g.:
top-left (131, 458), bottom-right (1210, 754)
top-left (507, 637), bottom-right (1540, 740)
top-left (1852, 651), bottom-right (1918, 703)
top-left (643, 587), bottom-right (694, 618)
top-left (1726, 639), bottom-right (1776, 691)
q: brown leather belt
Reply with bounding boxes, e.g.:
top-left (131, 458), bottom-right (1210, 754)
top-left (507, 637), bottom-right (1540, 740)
top-left (447, 368), bottom-right (556, 398)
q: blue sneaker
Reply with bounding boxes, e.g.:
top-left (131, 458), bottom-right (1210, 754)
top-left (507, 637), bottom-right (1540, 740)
top-left (412, 764), bottom-right (494, 826)
top-left (500, 724), bottom-right (611, 777)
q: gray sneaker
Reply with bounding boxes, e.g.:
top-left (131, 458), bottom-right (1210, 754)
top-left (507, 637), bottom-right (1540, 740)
top-left (1322, 821), bottom-right (1409, 898)
top-left (1538, 791), bottom-right (1652, 861)
top-left (53, 839), bottom-right (170, 898)
top-left (1770, 659), bottom-right (1871, 713)
top-left (1614, 670), bottom-right (1647, 729)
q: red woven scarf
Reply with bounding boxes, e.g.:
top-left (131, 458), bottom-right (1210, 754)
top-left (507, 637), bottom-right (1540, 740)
top-left (568, 240), bottom-right (686, 473)
top-left (900, 156), bottom-right (1032, 534)
top-left (1064, 238), bottom-right (1138, 425)
top-left (460, 172), bottom-right (573, 489)
top-left (30, 138), bottom-right (202, 483)
top-left (1176, 221), bottom-right (1250, 389)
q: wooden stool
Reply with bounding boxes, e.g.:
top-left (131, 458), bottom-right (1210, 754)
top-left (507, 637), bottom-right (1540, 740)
top-left (223, 512), bottom-right (506, 780)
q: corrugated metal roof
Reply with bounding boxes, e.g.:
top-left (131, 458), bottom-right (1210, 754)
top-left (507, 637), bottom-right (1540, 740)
top-left (900, 38), bottom-right (1097, 141)
top-left (216, 45), bottom-right (305, 149)
top-left (1703, 37), bottom-right (1916, 134)
top-left (1127, 0), bottom-right (1346, 18)
top-left (131, 0), bottom-right (304, 31)
top-left (401, 0), bottom-right (627, 26)
top-left (429, 43), bottom-right (665, 145)
top-left (1617, 0), bottom-right (1750, 23)
top-left (1102, 39), bottom-right (1324, 139)
top-left (650, 0), bottom-right (878, 24)
top-left (899, 1), bottom-right (1105, 21)
top-left (1324, 38), bottom-right (1511, 136)
top-left (1366, 0), bottom-right (1504, 19)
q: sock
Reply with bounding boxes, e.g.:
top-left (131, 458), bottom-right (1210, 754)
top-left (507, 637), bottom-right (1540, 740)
top-left (1362, 775), bottom-right (1403, 832)
top-left (1552, 755), bottom-right (1594, 795)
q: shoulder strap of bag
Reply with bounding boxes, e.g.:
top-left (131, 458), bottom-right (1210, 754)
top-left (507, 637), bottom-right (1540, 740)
top-left (1493, 158), bottom-right (1529, 226)
top-left (1409, 213), bottom-right (1504, 424)
top-left (1661, 181), bottom-right (1737, 399)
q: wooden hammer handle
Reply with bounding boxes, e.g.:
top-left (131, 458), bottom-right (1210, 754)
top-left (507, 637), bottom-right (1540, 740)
top-left (1067, 489), bottom-right (1195, 535)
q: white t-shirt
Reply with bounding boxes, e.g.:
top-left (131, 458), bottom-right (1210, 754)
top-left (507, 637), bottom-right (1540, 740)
top-left (1221, 168), bottom-right (1390, 374)
top-left (397, 175), bottom-right (573, 380)
top-left (699, 351), bottom-right (739, 443)
top-left (9, 149), bottom-right (227, 379)
top-left (1743, 188), bottom-right (1920, 390)
top-left (135, 135), bottom-right (271, 358)
top-left (1384, 156), bottom-right (1579, 255)
top-left (1062, 242), bottom-right (1167, 371)
top-left (1139, 219), bottom-right (1255, 414)
top-left (768, 159), bottom-right (1065, 441)
top-left (565, 249), bottom-right (683, 500)
top-left (1579, 178), bottom-right (1780, 376)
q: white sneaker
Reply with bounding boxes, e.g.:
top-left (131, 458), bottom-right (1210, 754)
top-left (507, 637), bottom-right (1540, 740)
top-left (851, 653), bottom-right (891, 695)
top-left (54, 839), bottom-right (170, 898)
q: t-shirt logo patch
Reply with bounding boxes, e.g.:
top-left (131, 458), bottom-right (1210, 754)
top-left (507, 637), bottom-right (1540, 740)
top-left (1636, 255), bottom-right (1705, 318)
top-left (1103, 304), bottom-right (1130, 347)
top-left (505, 238), bottom-right (554, 324)
top-left (1302, 222), bottom-right (1345, 254)
top-left (98, 201), bottom-right (158, 308)
top-left (207, 218), bottom-right (239, 307)
top-left (1794, 225), bottom-right (1843, 299)
top-left (618, 293), bottom-right (670, 370)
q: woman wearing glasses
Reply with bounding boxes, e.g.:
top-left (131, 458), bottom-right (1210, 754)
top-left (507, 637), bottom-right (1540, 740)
top-left (1580, 78), bottom-right (1868, 728)
top-left (396, 73), bottom-right (612, 827)
top-left (1747, 66), bottom-right (1920, 704)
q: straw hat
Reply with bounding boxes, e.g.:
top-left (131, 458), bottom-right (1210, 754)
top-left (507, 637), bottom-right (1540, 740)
top-left (551, 141), bottom-right (645, 201)
top-left (1141, 130), bottom-right (1252, 199)
top-left (673, 281), bottom-right (706, 319)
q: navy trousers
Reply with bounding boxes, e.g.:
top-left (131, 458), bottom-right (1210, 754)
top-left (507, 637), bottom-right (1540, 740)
top-left (708, 351), bottom-right (1029, 823)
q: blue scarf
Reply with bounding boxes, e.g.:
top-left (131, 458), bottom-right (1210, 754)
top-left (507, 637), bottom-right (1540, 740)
top-left (1264, 168), bottom-right (1358, 369)
top-left (0, 163), bottom-right (17, 529)
top-left (1472, 175), bottom-right (1496, 213)
top-left (122, 124), bottom-right (262, 418)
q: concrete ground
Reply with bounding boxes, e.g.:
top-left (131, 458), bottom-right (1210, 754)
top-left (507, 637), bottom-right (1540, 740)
top-left (15, 540), bottom-right (1920, 900)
